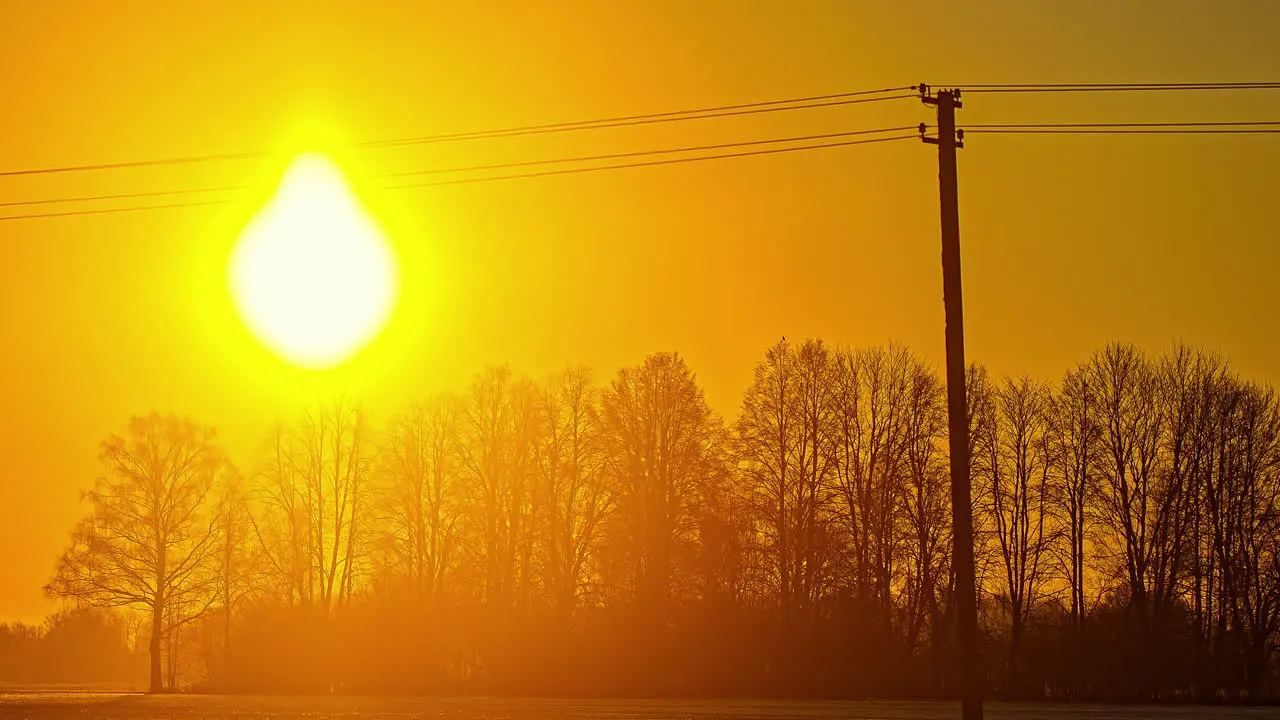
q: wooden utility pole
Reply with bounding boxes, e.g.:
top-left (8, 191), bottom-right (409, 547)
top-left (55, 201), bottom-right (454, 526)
top-left (921, 85), bottom-right (982, 720)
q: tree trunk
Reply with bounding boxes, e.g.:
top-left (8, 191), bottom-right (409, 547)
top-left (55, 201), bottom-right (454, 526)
top-left (150, 539), bottom-right (166, 694)
top-left (1009, 614), bottom-right (1022, 697)
top-left (149, 598), bottom-right (164, 693)
top-left (167, 623), bottom-right (179, 691)
top-left (223, 603), bottom-right (233, 680)
top-left (1244, 638), bottom-right (1267, 699)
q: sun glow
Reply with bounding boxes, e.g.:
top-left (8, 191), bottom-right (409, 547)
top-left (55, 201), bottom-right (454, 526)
top-left (229, 154), bottom-right (399, 369)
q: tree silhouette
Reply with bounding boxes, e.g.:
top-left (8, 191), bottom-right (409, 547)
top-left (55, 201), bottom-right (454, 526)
top-left (599, 352), bottom-right (725, 611)
top-left (462, 366), bottom-right (541, 607)
top-left (830, 346), bottom-right (914, 641)
top-left (899, 358), bottom-right (949, 682)
top-left (209, 466), bottom-right (256, 681)
top-left (974, 375), bottom-right (1058, 693)
top-left (737, 339), bottom-right (839, 613)
top-left (381, 396), bottom-right (464, 602)
top-left (31, 341), bottom-right (1280, 699)
top-left (46, 413), bottom-right (225, 692)
top-left (535, 366), bottom-right (611, 611)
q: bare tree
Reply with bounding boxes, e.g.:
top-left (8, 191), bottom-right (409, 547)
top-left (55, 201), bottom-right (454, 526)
top-left (964, 364), bottom-right (1000, 598)
top-left (830, 345), bottom-right (913, 625)
top-left (251, 425), bottom-right (313, 606)
top-left (508, 380), bottom-right (543, 607)
top-left (1051, 364), bottom-right (1098, 632)
top-left (1087, 342), bottom-right (1196, 695)
top-left (302, 402), bottom-right (374, 612)
top-left (46, 413), bottom-right (225, 693)
top-left (251, 403), bottom-right (373, 613)
top-left (737, 339), bottom-right (798, 610)
top-left (1089, 343), bottom-right (1165, 622)
top-left (535, 366), bottom-right (611, 611)
top-left (598, 352), bottom-right (725, 610)
top-left (1206, 378), bottom-right (1280, 695)
top-left (210, 467), bottom-right (255, 680)
top-left (975, 375), bottom-right (1058, 689)
top-left (899, 358), bottom-right (949, 666)
top-left (381, 396), bottom-right (464, 601)
top-left (462, 366), bottom-right (543, 606)
top-left (737, 339), bottom-right (838, 614)
top-left (789, 340), bottom-right (840, 610)
top-left (1153, 347), bottom-right (1218, 618)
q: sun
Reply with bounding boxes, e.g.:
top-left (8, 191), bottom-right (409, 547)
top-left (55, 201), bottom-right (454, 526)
top-left (229, 153), bottom-right (399, 369)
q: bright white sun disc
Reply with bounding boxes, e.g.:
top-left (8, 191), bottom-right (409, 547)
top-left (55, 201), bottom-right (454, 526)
top-left (229, 153), bottom-right (398, 368)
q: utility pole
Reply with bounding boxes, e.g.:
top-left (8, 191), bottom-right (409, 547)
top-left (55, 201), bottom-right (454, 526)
top-left (920, 85), bottom-right (982, 720)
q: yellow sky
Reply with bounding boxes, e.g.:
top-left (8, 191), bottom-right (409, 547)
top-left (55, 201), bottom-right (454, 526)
top-left (1, 1), bottom-right (1278, 621)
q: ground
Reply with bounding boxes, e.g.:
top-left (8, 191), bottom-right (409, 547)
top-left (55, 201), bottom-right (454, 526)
top-left (1, 695), bottom-right (1278, 720)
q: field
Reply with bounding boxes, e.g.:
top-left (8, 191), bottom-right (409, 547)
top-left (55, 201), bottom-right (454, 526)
top-left (1, 695), bottom-right (1278, 720)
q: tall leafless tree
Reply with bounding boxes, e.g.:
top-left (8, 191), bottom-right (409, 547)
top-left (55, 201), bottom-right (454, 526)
top-left (251, 402), bottom-right (373, 614)
top-left (598, 352), bottom-right (725, 611)
top-left (737, 339), bottom-right (838, 614)
top-left (535, 366), bottom-right (611, 611)
top-left (1051, 364), bottom-right (1098, 632)
top-left (899, 359), bottom-right (949, 668)
top-left (975, 375), bottom-right (1058, 689)
top-left (381, 396), bottom-right (464, 601)
top-left (46, 414), bottom-right (225, 692)
top-left (1089, 344), bottom-right (1165, 622)
top-left (210, 466), bottom-right (255, 680)
top-left (830, 345), bottom-right (913, 627)
top-left (462, 366), bottom-right (542, 606)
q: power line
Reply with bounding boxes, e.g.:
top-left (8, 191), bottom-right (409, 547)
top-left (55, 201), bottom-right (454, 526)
top-left (7, 80), bottom-right (1278, 217)
top-left (9, 117), bottom-right (1276, 214)
top-left (952, 81), bottom-right (1280, 94)
top-left (959, 120), bottom-right (1280, 129)
top-left (965, 129), bottom-right (1280, 135)
top-left (0, 151), bottom-right (262, 179)
top-left (389, 133), bottom-right (921, 190)
top-left (2, 83), bottom-right (1275, 178)
top-left (7, 117), bottom-right (1279, 216)
top-left (382, 126), bottom-right (917, 178)
top-left (0, 133), bottom-right (922, 221)
top-left (949, 120), bottom-right (1280, 135)
top-left (0, 185), bottom-right (241, 209)
top-left (365, 92), bottom-right (917, 148)
top-left (5, 127), bottom-right (917, 210)
top-left (0, 199), bottom-right (230, 222)
top-left (0, 87), bottom-right (915, 178)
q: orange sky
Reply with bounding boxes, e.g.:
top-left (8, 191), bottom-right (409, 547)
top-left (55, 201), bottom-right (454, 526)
top-left (1, 1), bottom-right (1278, 621)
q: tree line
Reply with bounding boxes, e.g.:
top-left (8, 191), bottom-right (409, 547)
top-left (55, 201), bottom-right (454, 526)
top-left (0, 607), bottom-right (143, 686)
top-left (36, 341), bottom-right (1280, 700)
